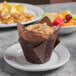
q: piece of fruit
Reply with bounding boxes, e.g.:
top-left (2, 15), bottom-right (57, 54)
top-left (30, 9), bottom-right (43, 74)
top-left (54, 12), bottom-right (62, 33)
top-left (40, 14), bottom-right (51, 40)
top-left (63, 22), bottom-right (73, 27)
top-left (71, 20), bottom-right (76, 25)
top-left (53, 17), bottom-right (64, 26)
top-left (61, 10), bottom-right (71, 17)
top-left (63, 20), bottom-right (76, 27)
top-left (66, 14), bottom-right (72, 21)
top-left (56, 14), bottom-right (65, 19)
top-left (42, 13), bottom-right (58, 22)
top-left (72, 14), bottom-right (76, 20)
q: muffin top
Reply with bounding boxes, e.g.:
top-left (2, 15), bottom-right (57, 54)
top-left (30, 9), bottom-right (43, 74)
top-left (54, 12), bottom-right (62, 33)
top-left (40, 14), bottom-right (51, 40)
top-left (23, 23), bottom-right (55, 42)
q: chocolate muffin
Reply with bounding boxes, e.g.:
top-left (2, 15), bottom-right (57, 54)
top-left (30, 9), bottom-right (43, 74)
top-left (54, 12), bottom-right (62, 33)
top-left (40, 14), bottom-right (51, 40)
top-left (17, 17), bottom-right (60, 64)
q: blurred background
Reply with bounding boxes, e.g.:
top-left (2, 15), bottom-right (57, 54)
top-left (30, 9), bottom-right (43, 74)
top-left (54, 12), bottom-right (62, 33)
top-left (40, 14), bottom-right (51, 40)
top-left (0, 0), bottom-right (76, 4)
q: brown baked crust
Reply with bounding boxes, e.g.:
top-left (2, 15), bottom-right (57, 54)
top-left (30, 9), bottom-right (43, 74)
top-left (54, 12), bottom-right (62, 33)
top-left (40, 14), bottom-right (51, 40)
top-left (24, 23), bottom-right (54, 42)
top-left (18, 21), bottom-right (55, 42)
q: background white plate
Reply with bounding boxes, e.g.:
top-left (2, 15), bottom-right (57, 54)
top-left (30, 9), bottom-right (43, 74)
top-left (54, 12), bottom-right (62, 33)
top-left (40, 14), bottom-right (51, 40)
top-left (0, 2), bottom-right (44, 28)
top-left (4, 43), bottom-right (70, 71)
top-left (59, 26), bottom-right (76, 34)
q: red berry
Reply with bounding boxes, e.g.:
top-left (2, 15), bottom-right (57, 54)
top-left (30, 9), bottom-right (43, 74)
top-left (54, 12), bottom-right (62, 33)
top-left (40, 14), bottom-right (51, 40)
top-left (53, 17), bottom-right (64, 26)
top-left (66, 14), bottom-right (72, 21)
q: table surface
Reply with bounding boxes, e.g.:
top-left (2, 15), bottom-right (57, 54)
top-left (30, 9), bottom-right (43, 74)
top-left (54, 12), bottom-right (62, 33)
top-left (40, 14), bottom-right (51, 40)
top-left (0, 2), bottom-right (76, 76)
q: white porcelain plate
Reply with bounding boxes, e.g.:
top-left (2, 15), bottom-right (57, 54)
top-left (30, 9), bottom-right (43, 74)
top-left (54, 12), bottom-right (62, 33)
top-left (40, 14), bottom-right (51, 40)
top-left (59, 26), bottom-right (76, 34)
top-left (4, 43), bottom-right (70, 71)
top-left (0, 2), bottom-right (44, 28)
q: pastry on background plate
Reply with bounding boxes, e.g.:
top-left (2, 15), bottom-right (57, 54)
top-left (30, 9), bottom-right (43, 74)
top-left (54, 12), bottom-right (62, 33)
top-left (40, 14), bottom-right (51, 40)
top-left (17, 17), bottom-right (60, 64)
